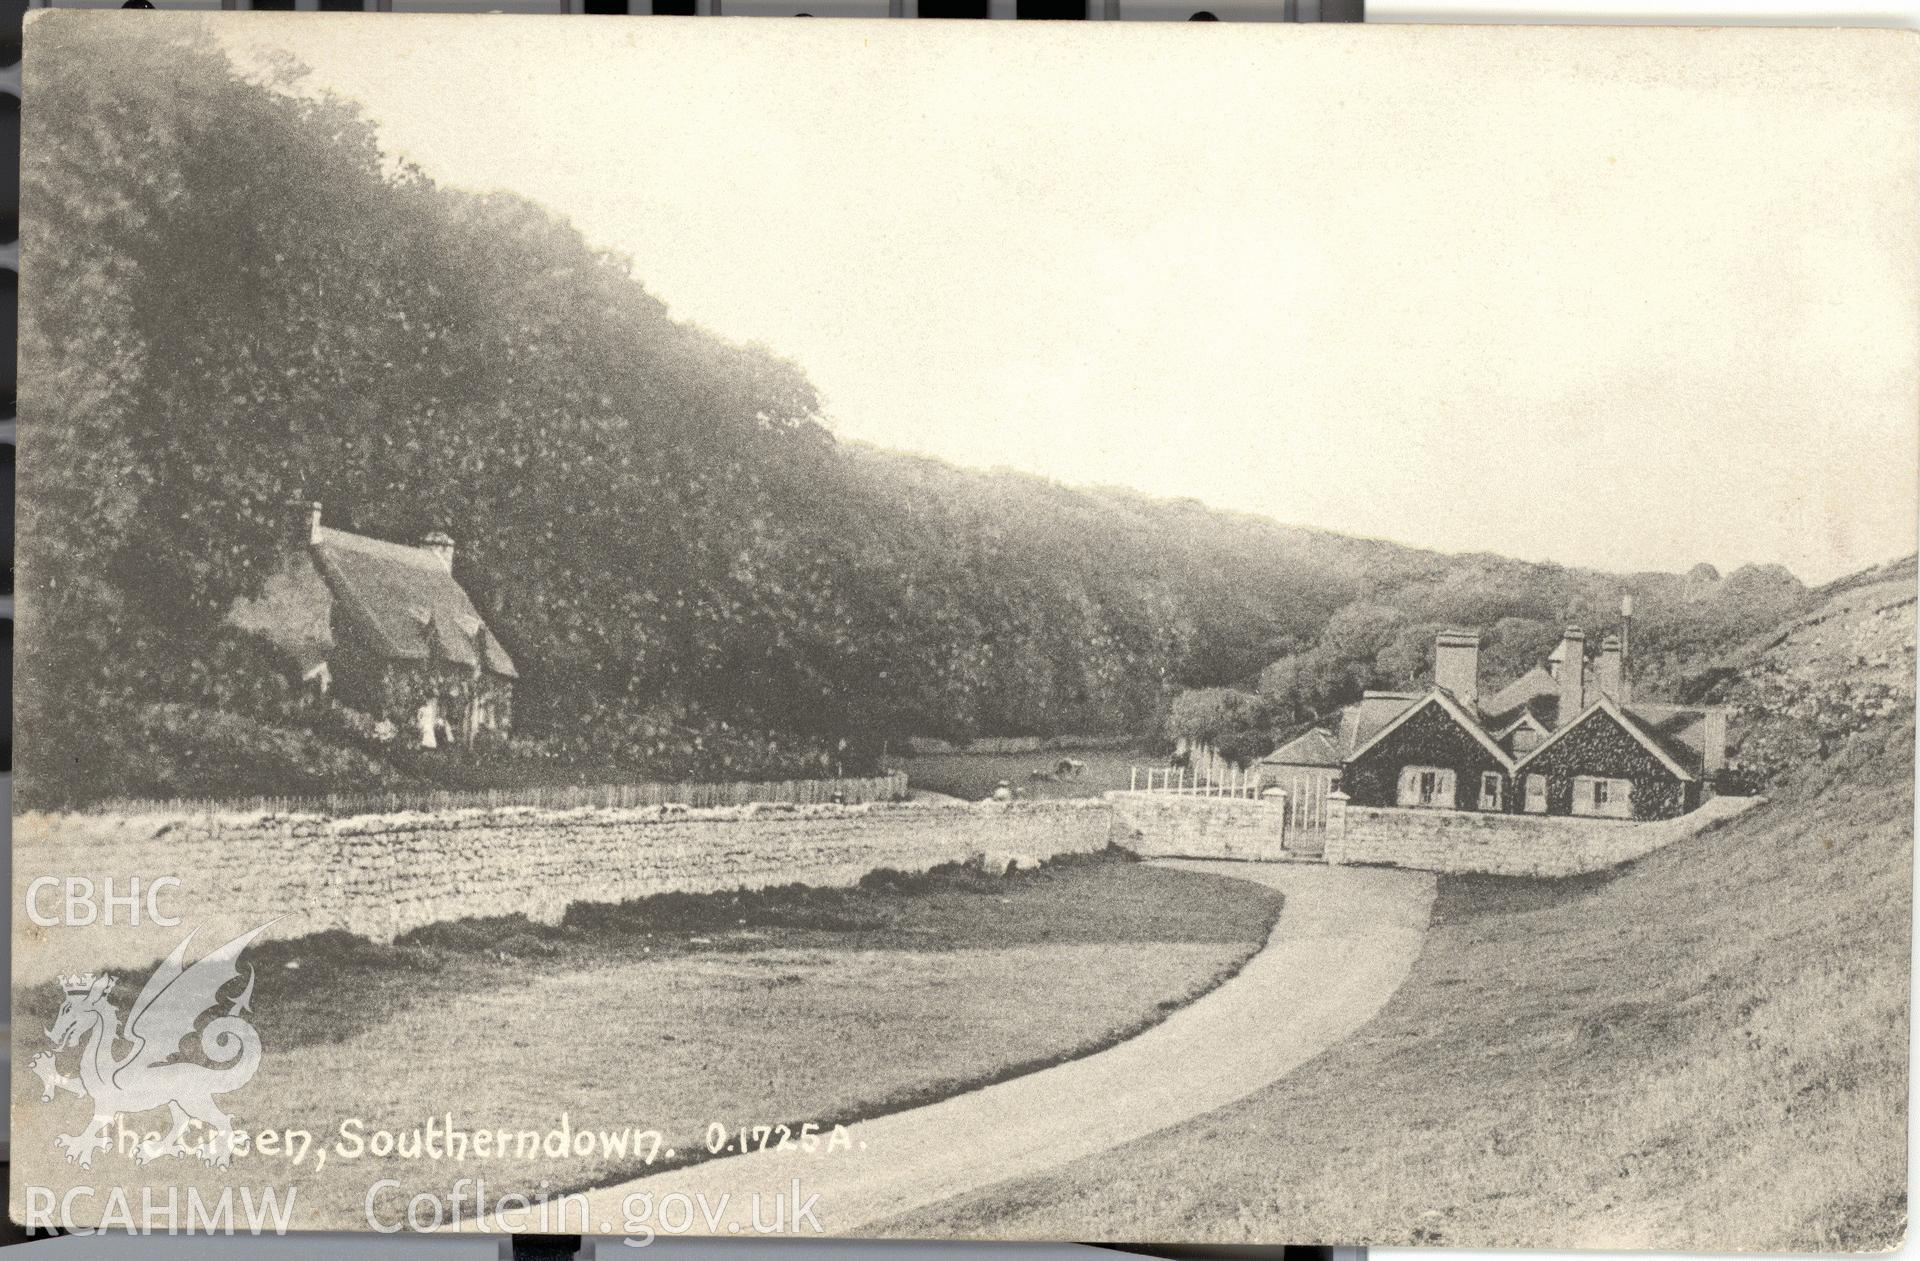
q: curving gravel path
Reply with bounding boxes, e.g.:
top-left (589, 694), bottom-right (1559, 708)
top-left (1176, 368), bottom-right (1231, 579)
top-left (551, 859), bottom-right (1436, 1242)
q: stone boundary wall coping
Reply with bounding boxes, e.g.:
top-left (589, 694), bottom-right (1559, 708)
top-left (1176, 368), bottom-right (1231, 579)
top-left (20, 795), bottom-right (1117, 843)
top-left (1325, 792), bottom-right (1763, 878)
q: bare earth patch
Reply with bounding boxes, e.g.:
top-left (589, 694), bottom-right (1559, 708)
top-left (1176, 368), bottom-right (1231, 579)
top-left (11, 849), bottom-right (1282, 1232)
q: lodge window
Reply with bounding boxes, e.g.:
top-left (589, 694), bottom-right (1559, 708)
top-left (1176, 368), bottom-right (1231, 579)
top-left (1478, 772), bottom-right (1502, 811)
top-left (1524, 773), bottom-right (1547, 813)
top-left (1571, 775), bottom-right (1633, 819)
top-left (1396, 765), bottom-right (1454, 809)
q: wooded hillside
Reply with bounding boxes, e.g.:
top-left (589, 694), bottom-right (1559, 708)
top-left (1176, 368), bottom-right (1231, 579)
top-left (17, 17), bottom-right (1818, 804)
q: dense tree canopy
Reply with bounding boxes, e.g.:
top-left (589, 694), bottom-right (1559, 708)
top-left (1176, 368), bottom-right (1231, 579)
top-left (17, 18), bottom-right (1818, 804)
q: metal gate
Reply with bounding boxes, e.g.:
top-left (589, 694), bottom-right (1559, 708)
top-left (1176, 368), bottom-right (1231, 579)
top-left (1272, 767), bottom-right (1336, 856)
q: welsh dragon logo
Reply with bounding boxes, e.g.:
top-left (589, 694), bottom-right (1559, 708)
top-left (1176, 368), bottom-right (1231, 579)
top-left (31, 923), bottom-right (272, 1169)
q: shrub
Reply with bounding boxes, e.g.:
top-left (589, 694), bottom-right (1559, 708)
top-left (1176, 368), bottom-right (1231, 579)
top-left (31, 703), bottom-right (413, 808)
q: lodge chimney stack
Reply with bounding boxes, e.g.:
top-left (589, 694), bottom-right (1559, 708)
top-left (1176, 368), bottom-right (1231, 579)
top-left (1618, 593), bottom-right (1634, 702)
top-left (1595, 634), bottom-right (1624, 701)
top-left (1557, 626), bottom-right (1586, 725)
top-left (1433, 631), bottom-right (1481, 709)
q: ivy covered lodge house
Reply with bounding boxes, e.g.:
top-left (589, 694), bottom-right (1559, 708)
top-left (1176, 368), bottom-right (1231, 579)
top-left (229, 503), bottom-right (518, 749)
top-left (1262, 611), bottom-right (1728, 822)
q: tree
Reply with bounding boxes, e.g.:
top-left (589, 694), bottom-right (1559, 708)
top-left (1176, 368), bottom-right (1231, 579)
top-left (1481, 617), bottom-right (1560, 685)
top-left (17, 16), bottom-right (1817, 805)
top-left (1165, 688), bottom-right (1261, 746)
top-left (1321, 603), bottom-right (1409, 664)
top-left (1374, 620), bottom-right (1447, 690)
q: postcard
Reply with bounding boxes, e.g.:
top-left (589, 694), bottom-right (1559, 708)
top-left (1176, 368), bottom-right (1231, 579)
top-left (13, 12), bottom-right (1917, 1248)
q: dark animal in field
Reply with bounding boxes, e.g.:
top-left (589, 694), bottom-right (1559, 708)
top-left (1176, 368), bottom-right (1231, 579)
top-left (1054, 758), bottom-right (1087, 778)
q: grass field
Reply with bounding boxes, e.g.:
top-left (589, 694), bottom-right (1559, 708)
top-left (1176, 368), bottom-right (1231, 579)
top-left (903, 747), bottom-right (1164, 802)
top-left (886, 718), bottom-right (1913, 1252)
top-left (12, 848), bottom-right (1283, 1231)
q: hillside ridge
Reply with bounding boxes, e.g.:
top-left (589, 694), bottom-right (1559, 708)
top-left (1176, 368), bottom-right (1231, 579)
top-left (12, 17), bottom-right (1852, 805)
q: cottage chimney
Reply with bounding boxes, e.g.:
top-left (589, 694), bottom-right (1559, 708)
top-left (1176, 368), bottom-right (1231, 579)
top-left (292, 500), bottom-right (322, 547)
top-left (1556, 626), bottom-right (1586, 725)
top-left (420, 530), bottom-right (455, 573)
top-left (1594, 634), bottom-right (1624, 701)
top-left (1433, 631), bottom-right (1480, 709)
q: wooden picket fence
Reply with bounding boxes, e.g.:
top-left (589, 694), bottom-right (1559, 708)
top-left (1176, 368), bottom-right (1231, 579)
top-left (83, 770), bottom-right (912, 820)
top-left (1128, 764), bottom-right (1265, 798)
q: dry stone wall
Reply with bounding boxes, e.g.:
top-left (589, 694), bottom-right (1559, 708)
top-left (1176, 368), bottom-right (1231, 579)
top-left (1105, 792), bottom-right (1290, 860)
top-left (1324, 793), bottom-right (1761, 878)
top-left (15, 786), bottom-right (1765, 986)
top-left (13, 800), bottom-right (1114, 981)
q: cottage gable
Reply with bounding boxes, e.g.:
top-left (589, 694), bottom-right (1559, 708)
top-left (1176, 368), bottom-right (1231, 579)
top-left (1342, 694), bottom-right (1512, 812)
top-left (1335, 693), bottom-right (1424, 759)
top-left (227, 559), bottom-right (333, 678)
top-left (315, 528), bottom-right (516, 678)
top-left (1481, 665), bottom-right (1563, 730)
top-left (1347, 688), bottom-right (1514, 772)
top-left (1513, 698), bottom-right (1697, 819)
top-left (1267, 606), bottom-right (1729, 822)
top-left (1492, 707), bottom-right (1552, 757)
top-left (227, 504), bottom-right (516, 746)
top-left (1263, 725), bottom-right (1342, 769)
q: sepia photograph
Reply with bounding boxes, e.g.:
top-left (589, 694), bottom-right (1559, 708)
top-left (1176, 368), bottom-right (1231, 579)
top-left (10, 12), bottom-right (1918, 1248)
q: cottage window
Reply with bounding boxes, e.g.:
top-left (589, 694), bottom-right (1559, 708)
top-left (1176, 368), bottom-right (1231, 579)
top-left (1397, 766), bottom-right (1455, 809)
top-left (1524, 773), bottom-right (1548, 813)
top-left (1478, 772), bottom-right (1502, 811)
top-left (1572, 775), bottom-right (1634, 819)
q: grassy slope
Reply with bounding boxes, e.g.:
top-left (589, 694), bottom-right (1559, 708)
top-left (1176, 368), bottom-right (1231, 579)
top-left (13, 852), bottom-right (1284, 1231)
top-left (885, 574), bottom-right (1914, 1251)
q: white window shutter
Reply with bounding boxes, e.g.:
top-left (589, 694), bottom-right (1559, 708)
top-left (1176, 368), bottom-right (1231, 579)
top-left (1438, 769), bottom-right (1456, 805)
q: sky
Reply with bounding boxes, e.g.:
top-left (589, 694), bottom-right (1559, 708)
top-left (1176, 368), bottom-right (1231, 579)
top-left (214, 17), bottom-right (1920, 582)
